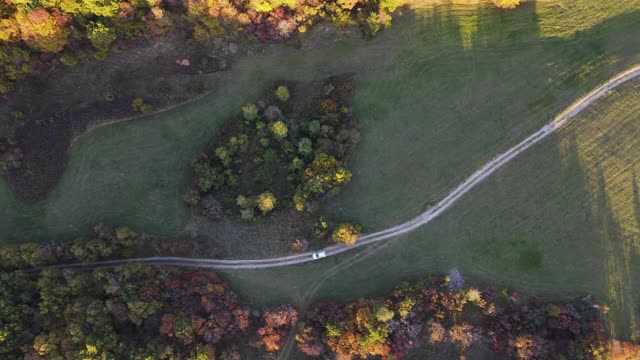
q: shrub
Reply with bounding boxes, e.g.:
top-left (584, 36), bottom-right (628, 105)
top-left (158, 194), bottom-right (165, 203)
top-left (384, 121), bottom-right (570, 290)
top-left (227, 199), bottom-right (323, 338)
top-left (297, 138), bottom-right (313, 157)
top-left (131, 98), bottom-right (153, 114)
top-left (103, 92), bottom-right (115, 102)
top-left (312, 217), bottom-right (329, 238)
top-left (86, 22), bottom-right (117, 57)
top-left (59, 51), bottom-right (79, 67)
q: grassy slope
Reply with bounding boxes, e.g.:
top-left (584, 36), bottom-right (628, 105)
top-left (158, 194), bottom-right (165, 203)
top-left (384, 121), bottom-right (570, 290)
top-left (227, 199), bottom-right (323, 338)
top-left (222, 78), bottom-right (640, 342)
top-left (2, 1), bottom-right (640, 245)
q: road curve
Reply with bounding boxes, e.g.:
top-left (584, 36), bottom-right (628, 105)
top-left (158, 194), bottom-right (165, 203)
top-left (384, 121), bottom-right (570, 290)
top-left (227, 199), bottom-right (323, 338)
top-left (31, 64), bottom-right (640, 272)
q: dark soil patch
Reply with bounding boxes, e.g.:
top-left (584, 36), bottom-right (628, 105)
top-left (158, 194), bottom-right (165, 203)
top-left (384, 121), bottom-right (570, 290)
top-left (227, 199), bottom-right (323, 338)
top-left (0, 33), bottom-right (244, 201)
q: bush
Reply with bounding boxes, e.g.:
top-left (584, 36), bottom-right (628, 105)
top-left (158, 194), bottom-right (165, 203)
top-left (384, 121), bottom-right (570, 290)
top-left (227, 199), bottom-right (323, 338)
top-left (103, 92), bottom-right (115, 102)
top-left (59, 51), bottom-right (79, 67)
top-left (131, 98), bottom-right (153, 114)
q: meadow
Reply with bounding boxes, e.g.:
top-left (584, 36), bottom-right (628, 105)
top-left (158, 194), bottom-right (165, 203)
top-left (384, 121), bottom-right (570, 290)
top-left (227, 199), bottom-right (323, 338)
top-left (2, 0), bottom-right (640, 340)
top-left (3, 0), bottom-right (640, 243)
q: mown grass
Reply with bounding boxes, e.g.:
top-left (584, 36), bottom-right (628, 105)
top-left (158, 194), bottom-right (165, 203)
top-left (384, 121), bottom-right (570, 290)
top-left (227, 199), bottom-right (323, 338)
top-left (222, 78), bottom-right (640, 342)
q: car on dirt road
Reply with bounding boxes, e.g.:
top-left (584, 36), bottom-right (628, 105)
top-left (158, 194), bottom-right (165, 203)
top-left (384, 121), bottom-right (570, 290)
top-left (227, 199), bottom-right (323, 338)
top-left (312, 251), bottom-right (327, 260)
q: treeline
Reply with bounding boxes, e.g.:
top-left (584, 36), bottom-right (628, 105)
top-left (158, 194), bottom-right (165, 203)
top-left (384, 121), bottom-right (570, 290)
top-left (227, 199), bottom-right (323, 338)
top-left (0, 0), bottom-right (527, 96)
top-left (2, 266), bottom-right (638, 359)
top-left (0, 265), bottom-right (298, 359)
top-left (296, 273), bottom-right (640, 359)
top-left (0, 0), bottom-right (403, 95)
top-left (0, 224), bottom-right (144, 270)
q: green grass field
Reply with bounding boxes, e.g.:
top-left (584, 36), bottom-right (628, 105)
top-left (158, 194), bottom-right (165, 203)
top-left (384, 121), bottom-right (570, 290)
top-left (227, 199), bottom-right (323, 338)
top-left (221, 77), bottom-right (640, 342)
top-left (2, 0), bottom-right (640, 245)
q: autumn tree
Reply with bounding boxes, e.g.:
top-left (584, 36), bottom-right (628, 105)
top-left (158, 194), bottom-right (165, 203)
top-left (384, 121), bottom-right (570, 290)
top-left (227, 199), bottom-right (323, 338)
top-left (14, 9), bottom-right (70, 53)
top-left (493, 0), bottom-right (521, 9)
top-left (332, 223), bottom-right (361, 245)
top-left (269, 120), bottom-right (288, 140)
top-left (256, 191), bottom-right (277, 214)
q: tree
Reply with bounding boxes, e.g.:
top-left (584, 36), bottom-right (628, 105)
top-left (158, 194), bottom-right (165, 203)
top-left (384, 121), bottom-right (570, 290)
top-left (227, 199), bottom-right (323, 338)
top-left (275, 85), bottom-right (290, 101)
top-left (241, 103), bottom-right (258, 121)
top-left (374, 306), bottom-right (394, 322)
top-left (256, 191), bottom-right (277, 214)
top-left (493, 0), bottom-right (521, 9)
top-left (332, 223), bottom-right (361, 246)
top-left (131, 98), bottom-right (153, 114)
top-left (14, 10), bottom-right (70, 53)
top-left (269, 120), bottom-right (288, 140)
top-left (86, 21), bottom-right (116, 58)
top-left (297, 138), bottom-right (313, 157)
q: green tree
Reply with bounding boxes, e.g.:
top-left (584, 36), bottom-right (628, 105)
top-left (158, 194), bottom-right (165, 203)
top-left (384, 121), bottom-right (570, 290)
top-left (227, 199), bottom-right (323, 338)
top-left (297, 138), bottom-right (313, 157)
top-left (242, 103), bottom-right (258, 121)
top-left (375, 306), bottom-right (394, 322)
top-left (19, 242), bottom-right (51, 267)
top-left (71, 237), bottom-right (113, 263)
top-left (215, 145), bottom-right (232, 167)
top-left (0, 273), bottom-right (33, 354)
top-left (36, 269), bottom-right (71, 316)
top-left (86, 21), bottom-right (116, 58)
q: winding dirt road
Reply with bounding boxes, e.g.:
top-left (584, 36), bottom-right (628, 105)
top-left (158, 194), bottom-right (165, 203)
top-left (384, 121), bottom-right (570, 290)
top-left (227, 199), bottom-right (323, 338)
top-left (35, 64), bottom-right (640, 272)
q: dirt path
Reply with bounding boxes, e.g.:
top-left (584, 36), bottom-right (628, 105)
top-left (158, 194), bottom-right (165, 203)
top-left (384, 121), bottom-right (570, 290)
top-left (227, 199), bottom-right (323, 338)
top-left (30, 64), bottom-right (640, 272)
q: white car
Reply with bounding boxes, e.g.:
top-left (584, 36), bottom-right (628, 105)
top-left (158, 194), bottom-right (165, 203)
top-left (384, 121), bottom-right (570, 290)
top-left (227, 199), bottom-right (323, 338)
top-left (312, 251), bottom-right (327, 260)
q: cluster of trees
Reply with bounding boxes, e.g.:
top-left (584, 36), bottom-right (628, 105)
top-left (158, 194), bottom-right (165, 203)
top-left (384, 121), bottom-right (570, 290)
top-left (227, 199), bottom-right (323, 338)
top-left (308, 216), bottom-right (362, 246)
top-left (296, 276), bottom-right (640, 359)
top-left (0, 224), bottom-right (141, 270)
top-left (0, 0), bottom-right (400, 96)
top-left (0, 265), bottom-right (299, 359)
top-left (2, 265), bottom-right (638, 359)
top-left (0, 0), bottom-right (526, 96)
top-left (186, 76), bottom-right (360, 223)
